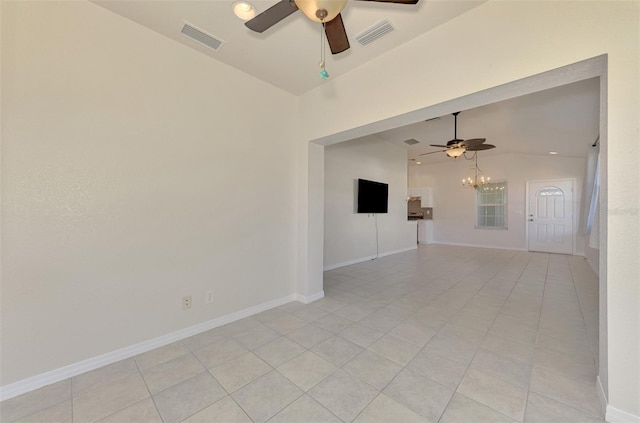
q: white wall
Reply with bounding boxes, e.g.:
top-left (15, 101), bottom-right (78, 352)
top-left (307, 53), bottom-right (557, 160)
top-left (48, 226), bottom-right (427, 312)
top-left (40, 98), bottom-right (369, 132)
top-left (298, 1), bottom-right (639, 418)
top-left (2, 0), bottom-right (639, 418)
top-left (408, 153), bottom-right (587, 253)
top-left (1, 1), bottom-right (298, 386)
top-left (324, 137), bottom-right (415, 268)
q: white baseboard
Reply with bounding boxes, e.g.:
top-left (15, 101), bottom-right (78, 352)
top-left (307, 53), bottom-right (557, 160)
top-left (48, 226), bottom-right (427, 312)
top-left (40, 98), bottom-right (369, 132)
top-left (607, 406), bottom-right (640, 423)
top-left (597, 376), bottom-right (608, 416)
top-left (0, 293), bottom-right (303, 402)
top-left (323, 245), bottom-right (418, 271)
top-left (596, 376), bottom-right (639, 423)
top-left (379, 246), bottom-right (418, 257)
top-left (430, 241), bottom-right (529, 252)
top-left (294, 290), bottom-right (325, 304)
top-left (324, 255), bottom-right (377, 271)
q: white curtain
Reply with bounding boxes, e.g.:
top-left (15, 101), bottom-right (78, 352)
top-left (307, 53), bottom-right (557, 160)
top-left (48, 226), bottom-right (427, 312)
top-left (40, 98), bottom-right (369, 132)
top-left (589, 195), bottom-right (599, 249)
top-left (581, 140), bottom-right (600, 249)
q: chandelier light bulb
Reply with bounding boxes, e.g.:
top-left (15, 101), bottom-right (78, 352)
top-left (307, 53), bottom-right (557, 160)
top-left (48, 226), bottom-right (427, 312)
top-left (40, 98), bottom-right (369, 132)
top-left (462, 162), bottom-right (491, 190)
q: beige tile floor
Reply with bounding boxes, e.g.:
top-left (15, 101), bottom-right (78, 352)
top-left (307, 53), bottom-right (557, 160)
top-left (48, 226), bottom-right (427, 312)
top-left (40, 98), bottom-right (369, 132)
top-left (1, 245), bottom-right (604, 423)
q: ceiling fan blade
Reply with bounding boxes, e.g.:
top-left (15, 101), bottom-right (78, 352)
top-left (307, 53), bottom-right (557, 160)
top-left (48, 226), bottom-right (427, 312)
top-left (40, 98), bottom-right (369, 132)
top-left (419, 149), bottom-right (447, 156)
top-left (245, 0), bottom-right (298, 33)
top-left (357, 0), bottom-right (420, 4)
top-left (467, 144), bottom-right (496, 151)
top-left (429, 144), bottom-right (450, 148)
top-left (325, 13), bottom-right (350, 54)
top-left (459, 138), bottom-right (486, 148)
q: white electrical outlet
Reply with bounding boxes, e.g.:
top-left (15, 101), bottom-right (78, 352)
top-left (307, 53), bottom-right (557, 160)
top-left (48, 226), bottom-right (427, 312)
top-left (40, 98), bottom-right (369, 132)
top-left (182, 296), bottom-right (192, 310)
top-left (205, 290), bottom-right (214, 304)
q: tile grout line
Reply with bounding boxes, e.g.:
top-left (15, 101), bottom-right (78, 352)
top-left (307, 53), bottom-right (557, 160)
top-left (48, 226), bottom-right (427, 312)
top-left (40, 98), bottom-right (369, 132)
top-left (567, 256), bottom-right (598, 367)
top-left (4, 379), bottom-right (74, 423)
top-left (352, 249), bottom-right (529, 422)
top-left (132, 353), bottom-right (164, 423)
top-left (522, 252), bottom-right (551, 423)
top-left (434, 250), bottom-right (536, 423)
top-left (191, 333), bottom-right (262, 423)
top-left (70, 378), bottom-right (74, 423)
top-left (326, 248), bottom-right (601, 421)
top-left (530, 255), bottom-right (604, 420)
top-left (318, 250), bottom-right (447, 422)
top-left (189, 314), bottom-right (333, 422)
top-left (187, 347), bottom-right (251, 423)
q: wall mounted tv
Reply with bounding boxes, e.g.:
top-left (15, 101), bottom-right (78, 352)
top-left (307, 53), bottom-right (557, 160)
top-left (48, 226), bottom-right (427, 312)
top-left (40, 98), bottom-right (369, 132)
top-left (357, 179), bottom-right (389, 213)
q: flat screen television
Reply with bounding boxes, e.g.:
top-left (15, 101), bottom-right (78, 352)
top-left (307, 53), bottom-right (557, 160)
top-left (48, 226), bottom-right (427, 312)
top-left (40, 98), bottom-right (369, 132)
top-left (357, 179), bottom-right (388, 213)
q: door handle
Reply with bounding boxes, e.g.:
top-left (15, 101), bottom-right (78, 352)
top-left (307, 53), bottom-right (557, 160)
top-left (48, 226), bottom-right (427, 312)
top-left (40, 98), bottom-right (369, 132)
top-left (528, 219), bottom-right (534, 222)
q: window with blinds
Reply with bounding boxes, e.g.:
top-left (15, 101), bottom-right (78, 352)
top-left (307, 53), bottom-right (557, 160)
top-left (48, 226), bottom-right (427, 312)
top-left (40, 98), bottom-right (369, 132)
top-left (476, 181), bottom-right (507, 229)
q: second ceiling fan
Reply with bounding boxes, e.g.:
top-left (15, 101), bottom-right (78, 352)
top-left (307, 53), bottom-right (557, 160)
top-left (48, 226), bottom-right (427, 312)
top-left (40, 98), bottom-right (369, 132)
top-left (420, 112), bottom-right (496, 158)
top-left (245, 0), bottom-right (420, 55)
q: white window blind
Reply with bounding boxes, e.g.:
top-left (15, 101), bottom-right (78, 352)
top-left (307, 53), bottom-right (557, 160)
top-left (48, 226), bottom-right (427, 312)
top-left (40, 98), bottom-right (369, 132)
top-left (476, 181), bottom-right (507, 229)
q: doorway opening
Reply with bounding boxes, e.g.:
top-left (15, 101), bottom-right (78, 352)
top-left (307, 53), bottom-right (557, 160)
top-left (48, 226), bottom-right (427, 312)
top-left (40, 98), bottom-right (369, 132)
top-left (308, 55), bottom-right (607, 411)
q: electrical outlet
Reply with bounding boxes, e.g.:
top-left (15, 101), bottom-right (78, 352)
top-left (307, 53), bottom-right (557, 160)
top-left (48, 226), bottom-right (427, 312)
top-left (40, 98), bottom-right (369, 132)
top-left (205, 290), bottom-right (214, 304)
top-left (182, 296), bottom-right (192, 310)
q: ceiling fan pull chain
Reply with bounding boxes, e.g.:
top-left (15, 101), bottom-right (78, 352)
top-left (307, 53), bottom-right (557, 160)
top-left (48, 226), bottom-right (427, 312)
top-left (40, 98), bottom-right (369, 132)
top-left (319, 21), bottom-right (329, 79)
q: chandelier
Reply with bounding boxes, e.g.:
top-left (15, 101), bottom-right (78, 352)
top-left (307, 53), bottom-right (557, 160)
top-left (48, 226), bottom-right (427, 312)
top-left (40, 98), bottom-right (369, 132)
top-left (462, 152), bottom-right (491, 189)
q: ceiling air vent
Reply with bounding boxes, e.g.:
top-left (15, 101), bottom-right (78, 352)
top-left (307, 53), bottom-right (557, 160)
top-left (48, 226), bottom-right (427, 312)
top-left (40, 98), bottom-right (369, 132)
top-left (355, 19), bottom-right (395, 46)
top-left (403, 139), bottom-right (420, 146)
top-left (180, 22), bottom-right (225, 52)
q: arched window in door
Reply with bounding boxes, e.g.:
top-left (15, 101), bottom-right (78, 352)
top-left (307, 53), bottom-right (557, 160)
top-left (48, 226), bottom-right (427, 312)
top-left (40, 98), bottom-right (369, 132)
top-left (536, 186), bottom-right (565, 219)
top-left (537, 186), bottom-right (564, 196)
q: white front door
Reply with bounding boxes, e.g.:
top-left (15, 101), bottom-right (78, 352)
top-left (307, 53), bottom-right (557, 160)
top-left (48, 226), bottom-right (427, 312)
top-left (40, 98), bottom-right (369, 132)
top-left (527, 180), bottom-right (574, 254)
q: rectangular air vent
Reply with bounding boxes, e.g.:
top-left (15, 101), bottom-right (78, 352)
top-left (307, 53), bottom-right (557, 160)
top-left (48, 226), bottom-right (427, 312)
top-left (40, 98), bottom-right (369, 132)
top-left (403, 139), bottom-right (420, 146)
top-left (180, 22), bottom-right (225, 51)
top-left (355, 19), bottom-right (395, 46)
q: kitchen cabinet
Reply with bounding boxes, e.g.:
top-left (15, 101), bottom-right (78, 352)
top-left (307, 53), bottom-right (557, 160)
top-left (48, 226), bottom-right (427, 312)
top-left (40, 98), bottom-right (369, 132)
top-left (407, 187), bottom-right (433, 208)
top-left (420, 187), bottom-right (433, 208)
top-left (417, 220), bottom-right (433, 244)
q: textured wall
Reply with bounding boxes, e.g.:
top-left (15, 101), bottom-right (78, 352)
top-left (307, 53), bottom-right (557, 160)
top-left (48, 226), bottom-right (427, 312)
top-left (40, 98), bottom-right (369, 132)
top-left (1, 1), bottom-right (298, 385)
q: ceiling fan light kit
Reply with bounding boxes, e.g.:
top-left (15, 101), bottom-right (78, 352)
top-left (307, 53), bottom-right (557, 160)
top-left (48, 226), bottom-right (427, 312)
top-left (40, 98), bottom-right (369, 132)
top-left (295, 0), bottom-right (347, 22)
top-left (414, 111), bottom-right (497, 189)
top-left (244, 0), bottom-right (420, 77)
top-left (420, 111), bottom-right (496, 158)
top-left (446, 147), bottom-right (466, 158)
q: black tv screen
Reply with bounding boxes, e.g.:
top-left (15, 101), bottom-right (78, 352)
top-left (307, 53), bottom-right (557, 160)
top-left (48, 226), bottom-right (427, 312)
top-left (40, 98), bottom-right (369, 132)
top-left (357, 179), bottom-right (388, 213)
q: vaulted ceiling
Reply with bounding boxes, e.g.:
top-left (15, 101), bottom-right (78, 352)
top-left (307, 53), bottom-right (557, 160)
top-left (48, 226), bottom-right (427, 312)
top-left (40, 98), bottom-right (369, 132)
top-left (93, 0), bottom-right (485, 95)
top-left (92, 1), bottom-right (599, 161)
